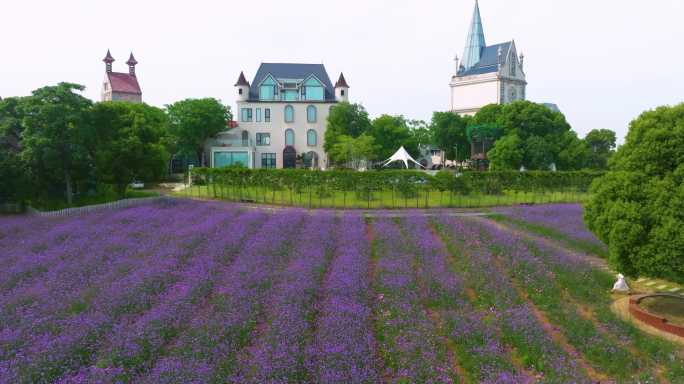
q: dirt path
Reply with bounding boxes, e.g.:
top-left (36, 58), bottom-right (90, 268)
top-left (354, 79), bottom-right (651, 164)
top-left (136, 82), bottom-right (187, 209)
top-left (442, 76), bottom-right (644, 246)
top-left (612, 297), bottom-right (684, 348)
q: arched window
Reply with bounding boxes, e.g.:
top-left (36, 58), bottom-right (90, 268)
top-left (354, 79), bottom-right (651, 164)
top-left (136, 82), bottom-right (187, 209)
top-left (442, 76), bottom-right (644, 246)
top-left (307, 105), bottom-right (317, 123)
top-left (285, 129), bottom-right (295, 146)
top-left (284, 105), bottom-right (294, 123)
top-left (307, 129), bottom-right (317, 146)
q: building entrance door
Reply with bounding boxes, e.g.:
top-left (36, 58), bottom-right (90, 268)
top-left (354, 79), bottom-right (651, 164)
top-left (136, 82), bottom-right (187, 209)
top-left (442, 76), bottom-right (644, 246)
top-left (283, 146), bottom-right (296, 168)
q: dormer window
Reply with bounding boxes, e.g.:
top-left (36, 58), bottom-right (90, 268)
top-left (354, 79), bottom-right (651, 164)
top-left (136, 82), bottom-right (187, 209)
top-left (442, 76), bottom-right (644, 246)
top-left (239, 88), bottom-right (243, 95)
top-left (259, 76), bottom-right (277, 100)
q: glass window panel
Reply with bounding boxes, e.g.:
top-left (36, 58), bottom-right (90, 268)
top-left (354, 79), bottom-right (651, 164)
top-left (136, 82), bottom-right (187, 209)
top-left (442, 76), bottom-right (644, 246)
top-left (261, 153), bottom-right (276, 169)
top-left (256, 108), bottom-right (262, 122)
top-left (283, 90), bottom-right (298, 101)
top-left (284, 105), bottom-right (294, 123)
top-left (256, 133), bottom-right (270, 146)
top-left (285, 129), bottom-right (295, 146)
top-left (241, 108), bottom-right (252, 122)
top-left (307, 105), bottom-right (317, 123)
top-left (265, 108), bottom-right (271, 122)
top-left (214, 151), bottom-right (249, 168)
top-left (305, 86), bottom-right (324, 101)
top-left (307, 129), bottom-right (317, 146)
top-left (260, 85), bottom-right (275, 100)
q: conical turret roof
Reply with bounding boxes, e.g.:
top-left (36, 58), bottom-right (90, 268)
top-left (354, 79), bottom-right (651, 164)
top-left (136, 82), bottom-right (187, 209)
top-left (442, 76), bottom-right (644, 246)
top-left (126, 53), bottom-right (138, 66)
top-left (334, 72), bottom-right (349, 88)
top-left (234, 71), bottom-right (249, 86)
top-left (103, 49), bottom-right (115, 63)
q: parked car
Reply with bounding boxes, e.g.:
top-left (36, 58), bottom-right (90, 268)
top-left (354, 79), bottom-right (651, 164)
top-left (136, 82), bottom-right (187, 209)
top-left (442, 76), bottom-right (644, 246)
top-left (129, 180), bottom-right (145, 189)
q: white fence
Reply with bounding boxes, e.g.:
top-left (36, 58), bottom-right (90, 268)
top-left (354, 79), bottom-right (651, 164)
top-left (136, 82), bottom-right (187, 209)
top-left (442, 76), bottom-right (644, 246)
top-left (27, 196), bottom-right (173, 218)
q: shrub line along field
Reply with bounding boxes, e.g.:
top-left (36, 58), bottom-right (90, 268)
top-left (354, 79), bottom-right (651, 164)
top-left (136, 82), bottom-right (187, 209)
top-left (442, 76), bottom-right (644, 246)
top-left (1, 200), bottom-right (683, 383)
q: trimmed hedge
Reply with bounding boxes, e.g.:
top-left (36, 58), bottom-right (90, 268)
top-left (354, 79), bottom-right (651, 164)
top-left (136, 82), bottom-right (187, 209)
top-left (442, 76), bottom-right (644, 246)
top-left (191, 168), bottom-right (604, 195)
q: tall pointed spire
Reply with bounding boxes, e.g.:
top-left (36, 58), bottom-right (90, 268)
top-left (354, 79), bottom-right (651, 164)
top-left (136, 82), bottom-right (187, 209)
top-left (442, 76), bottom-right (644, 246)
top-left (461, 0), bottom-right (486, 71)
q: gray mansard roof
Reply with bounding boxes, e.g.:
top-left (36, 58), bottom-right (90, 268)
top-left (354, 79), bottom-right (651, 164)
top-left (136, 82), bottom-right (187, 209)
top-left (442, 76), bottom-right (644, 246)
top-left (249, 63), bottom-right (335, 101)
top-left (458, 41), bottom-right (512, 76)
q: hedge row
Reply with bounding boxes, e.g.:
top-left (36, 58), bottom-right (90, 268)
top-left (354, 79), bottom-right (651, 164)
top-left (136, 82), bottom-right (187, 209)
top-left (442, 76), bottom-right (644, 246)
top-left (191, 168), bottom-right (605, 195)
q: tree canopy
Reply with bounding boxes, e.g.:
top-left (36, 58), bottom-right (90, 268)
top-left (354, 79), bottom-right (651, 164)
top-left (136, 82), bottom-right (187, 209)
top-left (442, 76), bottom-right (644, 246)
top-left (324, 102), bottom-right (372, 163)
top-left (20, 83), bottom-right (93, 205)
top-left (471, 101), bottom-right (593, 171)
top-left (585, 103), bottom-right (684, 282)
top-left (167, 98), bottom-right (231, 167)
top-left (88, 102), bottom-right (170, 197)
top-left (584, 129), bottom-right (616, 170)
top-left (327, 133), bottom-right (378, 170)
top-left (430, 112), bottom-right (471, 161)
top-left (368, 115), bottom-right (419, 161)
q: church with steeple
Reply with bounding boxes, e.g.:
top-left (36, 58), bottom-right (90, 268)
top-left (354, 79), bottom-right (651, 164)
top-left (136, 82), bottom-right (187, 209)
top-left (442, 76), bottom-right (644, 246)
top-left (450, 0), bottom-right (526, 115)
top-left (101, 50), bottom-right (142, 103)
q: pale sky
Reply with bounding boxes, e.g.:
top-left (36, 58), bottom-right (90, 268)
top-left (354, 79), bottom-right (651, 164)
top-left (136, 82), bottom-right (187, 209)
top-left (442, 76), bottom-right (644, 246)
top-left (2, 0), bottom-right (683, 142)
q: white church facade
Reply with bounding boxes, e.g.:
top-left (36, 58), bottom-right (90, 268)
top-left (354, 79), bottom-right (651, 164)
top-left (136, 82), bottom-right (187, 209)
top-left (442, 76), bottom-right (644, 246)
top-left (450, 0), bottom-right (527, 116)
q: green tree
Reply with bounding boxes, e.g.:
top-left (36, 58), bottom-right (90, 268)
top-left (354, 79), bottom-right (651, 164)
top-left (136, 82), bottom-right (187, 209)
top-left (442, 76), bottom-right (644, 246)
top-left (368, 115), bottom-right (418, 161)
top-left (430, 111), bottom-right (470, 161)
top-left (167, 98), bottom-right (231, 167)
top-left (557, 131), bottom-right (590, 170)
top-left (584, 129), bottom-right (617, 170)
top-left (408, 119), bottom-right (432, 147)
top-left (328, 133), bottom-right (378, 170)
top-left (0, 97), bottom-right (31, 203)
top-left (88, 102), bottom-right (170, 198)
top-left (0, 97), bottom-right (26, 154)
top-left (585, 103), bottom-right (684, 282)
top-left (20, 83), bottom-right (92, 205)
top-left (487, 133), bottom-right (523, 170)
top-left (324, 102), bottom-right (372, 161)
top-left (473, 101), bottom-right (582, 170)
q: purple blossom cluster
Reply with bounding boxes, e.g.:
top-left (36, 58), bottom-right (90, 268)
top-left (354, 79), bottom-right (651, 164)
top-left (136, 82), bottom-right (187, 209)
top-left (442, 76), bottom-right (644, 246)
top-left (371, 218), bottom-right (455, 382)
top-left (2, 201), bottom-right (680, 383)
top-left (231, 212), bottom-right (336, 383)
top-left (496, 203), bottom-right (604, 245)
top-left (304, 214), bottom-right (379, 383)
top-left (404, 215), bottom-right (529, 383)
top-left (437, 216), bottom-right (589, 383)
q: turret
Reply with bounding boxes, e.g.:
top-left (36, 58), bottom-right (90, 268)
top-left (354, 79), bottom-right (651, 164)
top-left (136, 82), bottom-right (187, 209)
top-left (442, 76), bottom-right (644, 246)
top-left (103, 50), bottom-right (115, 73)
top-left (126, 53), bottom-right (138, 77)
top-left (334, 72), bottom-right (349, 102)
top-left (519, 53), bottom-right (525, 69)
top-left (235, 71), bottom-right (250, 101)
top-left (454, 54), bottom-right (460, 74)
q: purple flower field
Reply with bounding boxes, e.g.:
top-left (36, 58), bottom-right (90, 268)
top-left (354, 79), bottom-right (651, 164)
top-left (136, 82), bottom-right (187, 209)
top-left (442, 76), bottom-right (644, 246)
top-left (1, 200), bottom-right (682, 383)
top-left (495, 204), bottom-right (606, 248)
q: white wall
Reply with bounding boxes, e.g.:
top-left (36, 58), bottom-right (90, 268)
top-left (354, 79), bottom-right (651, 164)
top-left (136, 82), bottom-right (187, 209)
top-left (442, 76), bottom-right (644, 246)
top-left (208, 101), bottom-right (334, 169)
top-left (450, 74), bottom-right (500, 114)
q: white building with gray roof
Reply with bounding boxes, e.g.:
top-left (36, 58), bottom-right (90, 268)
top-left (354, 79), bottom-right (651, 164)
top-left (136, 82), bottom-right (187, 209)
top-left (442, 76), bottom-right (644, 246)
top-left (450, 0), bottom-right (527, 115)
top-left (207, 63), bottom-right (348, 169)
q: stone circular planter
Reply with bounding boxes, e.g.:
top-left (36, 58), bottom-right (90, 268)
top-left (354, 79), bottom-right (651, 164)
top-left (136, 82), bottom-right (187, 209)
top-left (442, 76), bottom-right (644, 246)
top-left (629, 294), bottom-right (684, 338)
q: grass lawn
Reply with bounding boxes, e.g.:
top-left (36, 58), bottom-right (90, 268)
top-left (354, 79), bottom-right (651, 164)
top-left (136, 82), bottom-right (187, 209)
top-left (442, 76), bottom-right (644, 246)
top-left (175, 184), bottom-right (591, 209)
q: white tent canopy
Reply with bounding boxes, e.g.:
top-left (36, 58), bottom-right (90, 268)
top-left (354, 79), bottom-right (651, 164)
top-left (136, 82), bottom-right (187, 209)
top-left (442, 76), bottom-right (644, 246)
top-left (382, 146), bottom-right (425, 169)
